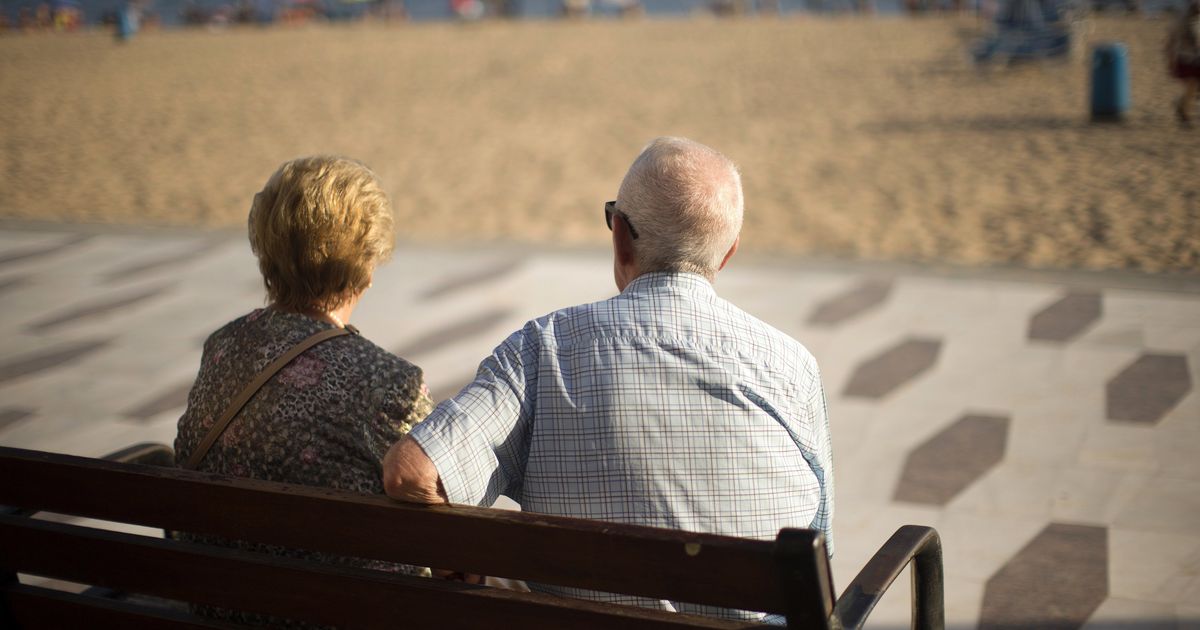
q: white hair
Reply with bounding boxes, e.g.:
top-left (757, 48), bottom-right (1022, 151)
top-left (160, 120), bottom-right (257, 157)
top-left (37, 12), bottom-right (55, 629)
top-left (615, 137), bottom-right (744, 279)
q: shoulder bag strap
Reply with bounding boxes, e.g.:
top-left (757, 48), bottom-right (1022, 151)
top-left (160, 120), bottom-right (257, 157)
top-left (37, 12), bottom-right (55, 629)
top-left (182, 324), bottom-right (359, 470)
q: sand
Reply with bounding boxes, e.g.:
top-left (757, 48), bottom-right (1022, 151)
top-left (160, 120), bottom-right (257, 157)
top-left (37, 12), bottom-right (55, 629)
top-left (0, 15), bottom-right (1197, 273)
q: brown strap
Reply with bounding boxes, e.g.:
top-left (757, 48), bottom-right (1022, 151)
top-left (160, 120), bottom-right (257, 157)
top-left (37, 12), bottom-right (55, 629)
top-left (182, 325), bottom-right (358, 470)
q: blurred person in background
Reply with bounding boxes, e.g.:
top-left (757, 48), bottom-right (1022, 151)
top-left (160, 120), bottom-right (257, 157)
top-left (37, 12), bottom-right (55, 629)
top-left (115, 0), bottom-right (138, 40)
top-left (1168, 0), bottom-right (1200, 124)
top-left (174, 156), bottom-right (433, 626)
top-left (384, 137), bottom-right (834, 623)
top-left (34, 2), bottom-right (51, 27)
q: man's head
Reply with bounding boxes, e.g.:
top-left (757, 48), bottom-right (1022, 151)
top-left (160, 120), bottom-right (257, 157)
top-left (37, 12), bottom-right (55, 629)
top-left (610, 137), bottom-right (743, 290)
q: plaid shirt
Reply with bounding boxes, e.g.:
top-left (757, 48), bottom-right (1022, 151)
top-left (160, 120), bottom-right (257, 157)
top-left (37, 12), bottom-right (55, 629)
top-left (409, 271), bottom-right (834, 620)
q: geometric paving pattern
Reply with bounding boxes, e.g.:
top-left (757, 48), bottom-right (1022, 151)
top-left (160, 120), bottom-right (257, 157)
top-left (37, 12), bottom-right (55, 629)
top-left (122, 381), bottom-right (195, 424)
top-left (1105, 353), bottom-right (1193, 425)
top-left (806, 278), bottom-right (892, 326)
top-left (979, 523), bottom-right (1109, 630)
top-left (2, 226), bottom-right (1199, 629)
top-left (0, 275), bottom-right (28, 296)
top-left (429, 378), bottom-right (476, 406)
top-left (27, 284), bottom-right (172, 333)
top-left (842, 337), bottom-right (942, 399)
top-left (893, 413), bottom-right (1009, 506)
top-left (418, 257), bottom-right (526, 301)
top-left (0, 234), bottom-right (90, 267)
top-left (393, 306), bottom-right (515, 358)
top-left (1027, 291), bottom-right (1102, 342)
top-left (101, 241), bottom-right (223, 284)
top-left (0, 408), bottom-right (34, 432)
top-left (0, 338), bottom-right (114, 386)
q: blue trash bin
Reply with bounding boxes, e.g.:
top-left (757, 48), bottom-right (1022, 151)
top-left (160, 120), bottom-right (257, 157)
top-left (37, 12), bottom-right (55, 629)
top-left (1091, 42), bottom-right (1130, 122)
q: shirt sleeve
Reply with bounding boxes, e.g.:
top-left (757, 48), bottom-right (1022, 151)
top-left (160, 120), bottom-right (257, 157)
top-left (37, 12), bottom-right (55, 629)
top-left (810, 378), bottom-right (834, 558)
top-left (407, 325), bottom-right (539, 507)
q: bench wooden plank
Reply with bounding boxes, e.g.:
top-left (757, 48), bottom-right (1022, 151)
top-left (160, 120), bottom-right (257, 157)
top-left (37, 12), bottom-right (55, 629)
top-left (0, 446), bottom-right (813, 614)
top-left (5, 584), bottom-right (233, 630)
top-left (0, 514), bottom-right (765, 630)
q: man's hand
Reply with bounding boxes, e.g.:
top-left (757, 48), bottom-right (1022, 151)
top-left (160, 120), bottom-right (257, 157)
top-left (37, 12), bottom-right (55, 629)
top-left (432, 568), bottom-right (486, 585)
top-left (382, 436), bottom-right (448, 505)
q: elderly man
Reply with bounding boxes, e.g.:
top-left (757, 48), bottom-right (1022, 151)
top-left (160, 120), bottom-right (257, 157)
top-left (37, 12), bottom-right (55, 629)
top-left (383, 137), bottom-right (833, 621)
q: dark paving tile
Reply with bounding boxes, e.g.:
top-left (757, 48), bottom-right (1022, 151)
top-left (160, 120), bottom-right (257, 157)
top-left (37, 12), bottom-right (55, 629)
top-left (1106, 354), bottom-right (1192, 425)
top-left (124, 381), bottom-right (194, 423)
top-left (394, 307), bottom-right (514, 359)
top-left (102, 240), bottom-right (223, 284)
top-left (807, 278), bottom-right (893, 326)
top-left (843, 338), bottom-right (942, 399)
top-left (27, 284), bottom-right (172, 333)
top-left (419, 258), bottom-right (525, 301)
top-left (980, 523), bottom-right (1108, 630)
top-left (0, 339), bottom-right (113, 386)
top-left (1028, 291), bottom-right (1103, 342)
top-left (0, 275), bottom-right (28, 296)
top-left (0, 408), bottom-right (35, 432)
top-left (0, 234), bottom-right (91, 268)
top-left (894, 414), bottom-right (1009, 505)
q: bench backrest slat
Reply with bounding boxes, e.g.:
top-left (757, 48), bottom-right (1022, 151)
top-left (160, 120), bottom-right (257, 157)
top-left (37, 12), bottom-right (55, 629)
top-left (0, 447), bottom-right (831, 616)
top-left (0, 515), bottom-right (755, 630)
top-left (7, 584), bottom-right (235, 630)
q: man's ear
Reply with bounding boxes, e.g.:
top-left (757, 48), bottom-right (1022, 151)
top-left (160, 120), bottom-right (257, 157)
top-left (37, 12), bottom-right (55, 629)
top-left (613, 214), bottom-right (637, 267)
top-left (717, 236), bottom-right (740, 272)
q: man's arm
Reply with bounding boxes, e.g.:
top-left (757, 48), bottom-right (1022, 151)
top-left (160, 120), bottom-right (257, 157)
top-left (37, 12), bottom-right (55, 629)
top-left (382, 323), bottom-right (540, 508)
top-left (383, 435), bottom-right (485, 585)
top-left (382, 436), bottom-right (447, 504)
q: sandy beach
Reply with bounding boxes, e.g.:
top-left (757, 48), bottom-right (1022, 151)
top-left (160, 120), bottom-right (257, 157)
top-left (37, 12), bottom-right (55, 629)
top-left (0, 15), bottom-right (1197, 272)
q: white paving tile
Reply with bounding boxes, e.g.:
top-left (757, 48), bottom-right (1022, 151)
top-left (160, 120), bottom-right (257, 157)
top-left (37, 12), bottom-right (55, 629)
top-left (1050, 468), bottom-right (1152, 525)
top-left (1085, 597), bottom-right (1180, 630)
top-left (1157, 414), bottom-right (1200, 480)
top-left (1078, 422), bottom-right (1164, 474)
top-left (1108, 529), bottom-right (1200, 605)
top-left (1112, 478), bottom-right (1200, 537)
top-left (935, 511), bottom-right (1046, 584)
top-left (947, 460), bottom-right (1061, 521)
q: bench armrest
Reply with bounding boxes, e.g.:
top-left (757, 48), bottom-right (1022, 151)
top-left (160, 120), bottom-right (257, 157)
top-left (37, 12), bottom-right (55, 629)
top-left (831, 525), bottom-right (944, 630)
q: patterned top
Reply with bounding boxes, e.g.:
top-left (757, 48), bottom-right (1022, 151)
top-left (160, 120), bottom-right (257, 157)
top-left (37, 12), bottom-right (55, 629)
top-left (174, 309), bottom-right (433, 626)
top-left (409, 272), bottom-right (834, 622)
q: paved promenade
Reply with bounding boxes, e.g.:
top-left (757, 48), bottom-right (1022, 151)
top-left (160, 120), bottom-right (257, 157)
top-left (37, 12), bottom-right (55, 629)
top-left (1, 225), bottom-right (1197, 629)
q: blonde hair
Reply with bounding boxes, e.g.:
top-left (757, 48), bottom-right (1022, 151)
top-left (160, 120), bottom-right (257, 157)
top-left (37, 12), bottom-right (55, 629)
top-left (248, 156), bottom-right (395, 313)
top-left (616, 137), bottom-right (744, 279)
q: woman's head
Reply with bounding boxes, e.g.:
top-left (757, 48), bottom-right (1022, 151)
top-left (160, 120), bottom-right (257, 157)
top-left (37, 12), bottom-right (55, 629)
top-left (248, 156), bottom-right (394, 313)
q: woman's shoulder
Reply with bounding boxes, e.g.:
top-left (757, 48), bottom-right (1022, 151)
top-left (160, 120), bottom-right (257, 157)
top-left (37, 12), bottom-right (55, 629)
top-left (320, 332), bottom-right (430, 417)
top-left (201, 309), bottom-right (269, 352)
top-left (330, 330), bottom-right (425, 384)
top-left (207, 307), bottom-right (281, 335)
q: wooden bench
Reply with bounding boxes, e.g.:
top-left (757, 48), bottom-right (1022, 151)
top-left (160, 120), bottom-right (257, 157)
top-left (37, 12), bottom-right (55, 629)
top-left (0, 444), bottom-right (944, 629)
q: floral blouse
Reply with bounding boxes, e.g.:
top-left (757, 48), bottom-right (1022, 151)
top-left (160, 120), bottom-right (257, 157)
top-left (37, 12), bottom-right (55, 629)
top-left (174, 308), bottom-right (433, 627)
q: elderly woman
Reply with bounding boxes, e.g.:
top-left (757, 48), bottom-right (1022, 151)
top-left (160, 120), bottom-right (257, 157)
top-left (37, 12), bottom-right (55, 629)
top-left (174, 156), bottom-right (432, 625)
